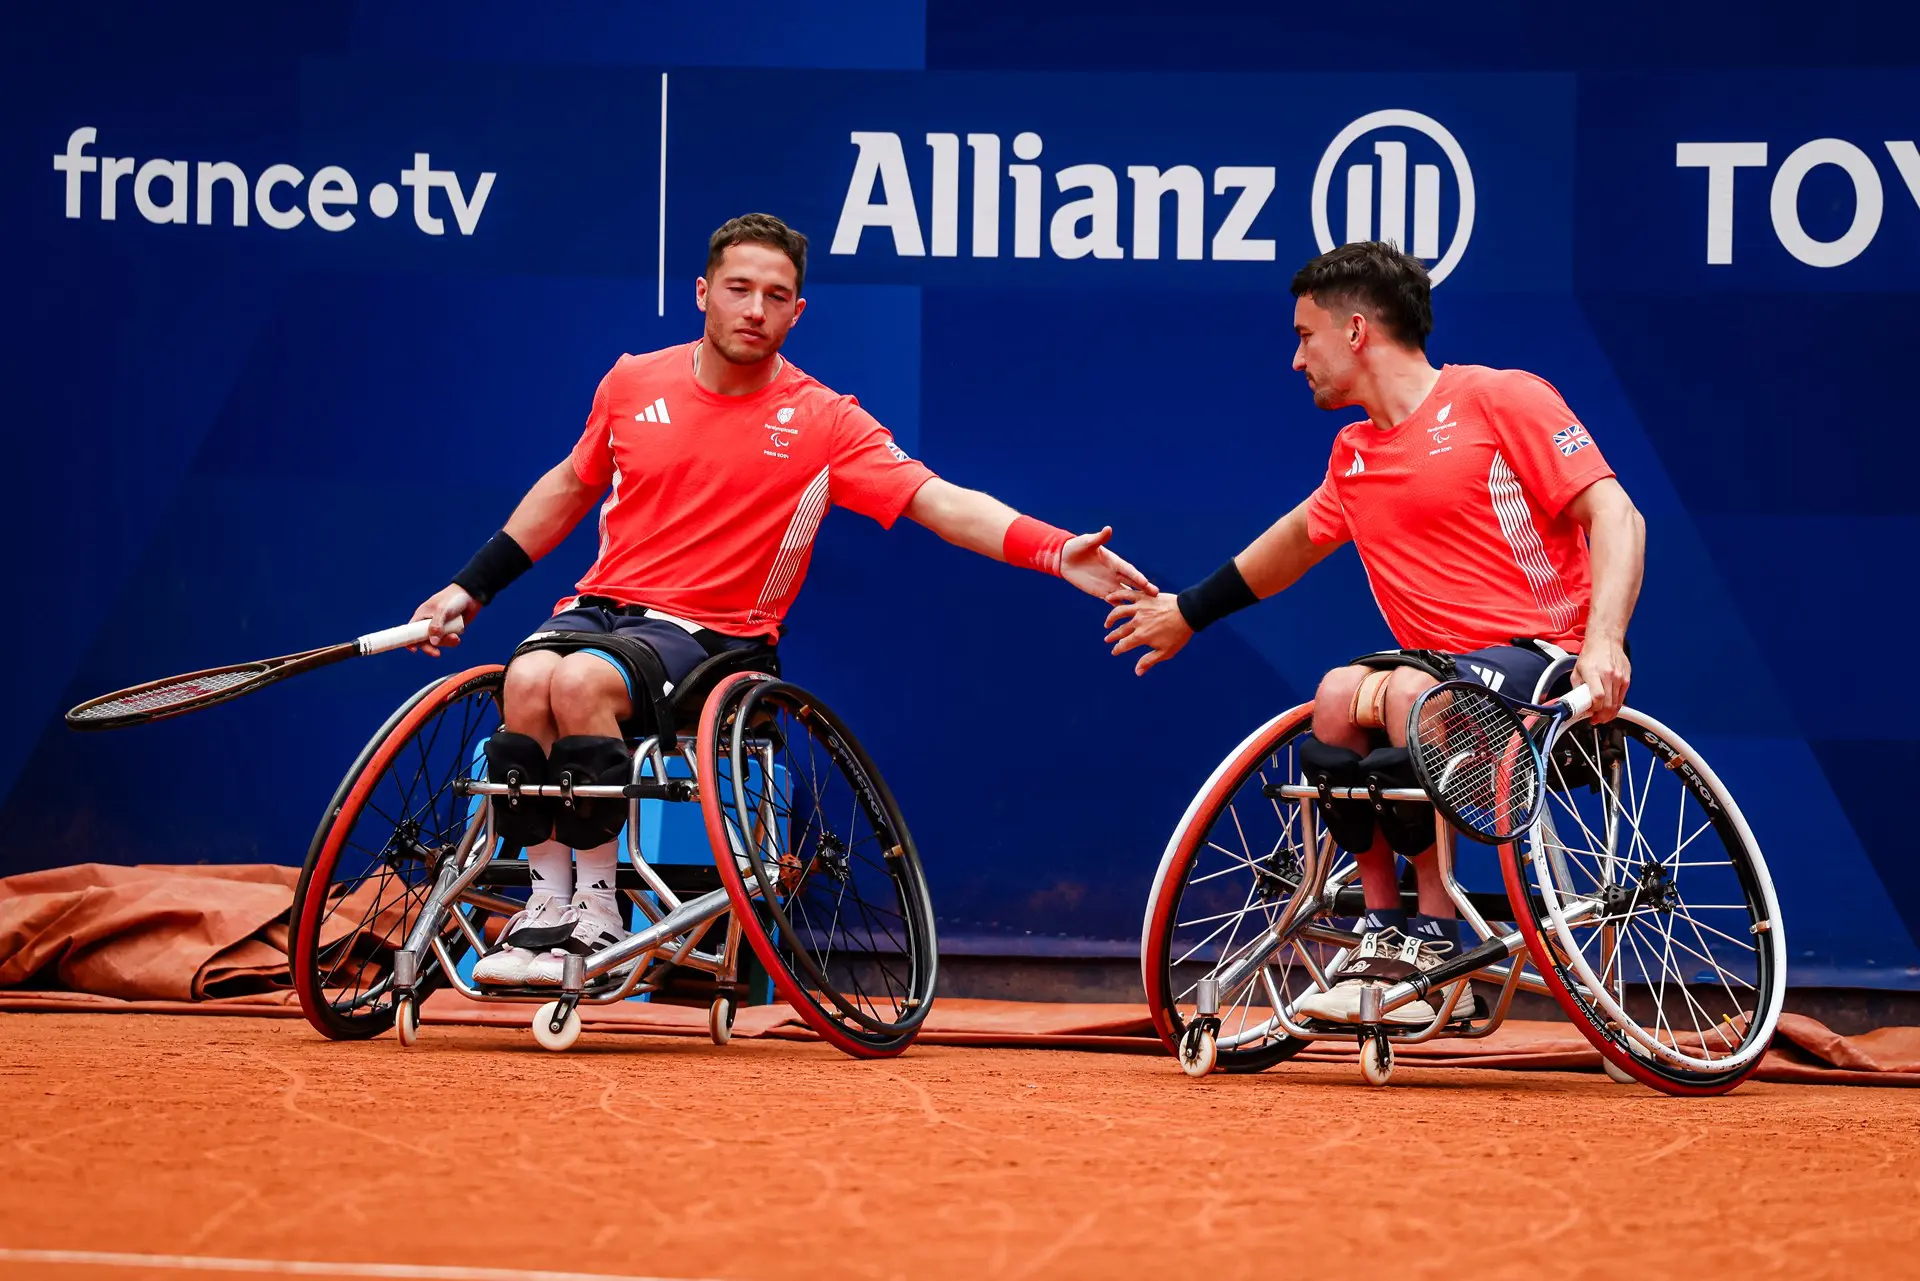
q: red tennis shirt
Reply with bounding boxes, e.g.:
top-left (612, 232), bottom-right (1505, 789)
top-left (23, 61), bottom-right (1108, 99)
top-left (565, 342), bottom-right (935, 641)
top-left (1304, 364), bottom-right (1615, 654)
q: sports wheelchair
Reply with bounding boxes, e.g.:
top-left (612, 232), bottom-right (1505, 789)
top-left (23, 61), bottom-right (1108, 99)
top-left (287, 648), bottom-right (938, 1057)
top-left (1140, 653), bottom-right (1787, 1095)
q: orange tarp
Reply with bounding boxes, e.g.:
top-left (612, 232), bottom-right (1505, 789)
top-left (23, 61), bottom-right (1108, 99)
top-left (3, 861), bottom-right (1917, 1084)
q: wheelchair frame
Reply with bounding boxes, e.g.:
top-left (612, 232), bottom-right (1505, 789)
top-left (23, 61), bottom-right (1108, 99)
top-left (294, 661), bottom-right (939, 1058)
top-left (1182, 788), bottom-right (1569, 1083)
top-left (385, 729), bottom-right (777, 1050)
top-left (1156, 677), bottom-right (1787, 1091)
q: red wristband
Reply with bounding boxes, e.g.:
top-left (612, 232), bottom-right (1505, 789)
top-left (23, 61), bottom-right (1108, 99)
top-left (1003, 515), bottom-right (1072, 577)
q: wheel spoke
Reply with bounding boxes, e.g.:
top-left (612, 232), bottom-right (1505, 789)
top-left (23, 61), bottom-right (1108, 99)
top-left (1526, 711), bottom-right (1774, 1084)
top-left (721, 685), bottom-right (932, 1044)
top-left (299, 678), bottom-right (503, 1034)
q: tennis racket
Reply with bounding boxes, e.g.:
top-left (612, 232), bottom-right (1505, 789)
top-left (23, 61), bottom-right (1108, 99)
top-left (64, 619), bottom-right (461, 732)
top-left (1406, 680), bottom-right (1595, 842)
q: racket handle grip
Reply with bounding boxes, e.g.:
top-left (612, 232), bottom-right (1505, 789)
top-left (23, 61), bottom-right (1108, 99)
top-left (1560, 683), bottom-right (1594, 719)
top-left (358, 618), bottom-right (464, 655)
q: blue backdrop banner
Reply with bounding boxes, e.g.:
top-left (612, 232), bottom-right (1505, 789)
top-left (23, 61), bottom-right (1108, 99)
top-left (3, 2), bottom-right (1915, 988)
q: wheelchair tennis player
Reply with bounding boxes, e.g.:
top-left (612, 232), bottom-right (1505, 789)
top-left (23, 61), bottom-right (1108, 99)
top-left (1106, 241), bottom-right (1645, 1025)
top-left (411, 213), bottom-right (1153, 986)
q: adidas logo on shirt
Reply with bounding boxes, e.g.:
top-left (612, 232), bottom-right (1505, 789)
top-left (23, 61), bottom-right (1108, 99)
top-left (1345, 452), bottom-right (1366, 477)
top-left (634, 397), bottom-right (672, 424)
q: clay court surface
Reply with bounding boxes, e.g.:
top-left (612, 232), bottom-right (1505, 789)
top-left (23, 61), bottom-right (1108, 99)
top-left (1, 1015), bottom-right (1916, 1281)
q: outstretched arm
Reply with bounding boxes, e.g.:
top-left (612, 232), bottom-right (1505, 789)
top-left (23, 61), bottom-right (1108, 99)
top-left (1105, 495), bottom-right (1336, 675)
top-left (1566, 477), bottom-right (1645, 722)
top-left (904, 476), bottom-right (1156, 599)
top-left (411, 459), bottom-right (605, 655)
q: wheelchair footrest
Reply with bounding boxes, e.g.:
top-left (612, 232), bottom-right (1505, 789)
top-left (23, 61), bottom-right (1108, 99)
top-left (1299, 994), bottom-right (1487, 1035)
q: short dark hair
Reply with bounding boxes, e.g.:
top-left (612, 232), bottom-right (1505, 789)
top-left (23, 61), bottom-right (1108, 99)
top-left (1289, 241), bottom-right (1433, 350)
top-left (706, 213), bottom-right (808, 293)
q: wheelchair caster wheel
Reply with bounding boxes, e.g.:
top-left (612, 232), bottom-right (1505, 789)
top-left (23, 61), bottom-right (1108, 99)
top-left (394, 996), bottom-right (421, 1048)
top-left (1177, 1022), bottom-right (1218, 1078)
top-left (709, 996), bottom-right (735, 1046)
top-left (1602, 1057), bottom-right (1636, 1085)
top-left (1359, 1035), bottom-right (1394, 1087)
top-left (532, 1001), bottom-right (582, 1052)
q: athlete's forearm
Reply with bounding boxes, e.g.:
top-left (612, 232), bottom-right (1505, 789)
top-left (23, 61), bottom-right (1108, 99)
top-left (503, 460), bottom-right (604, 560)
top-left (1234, 498), bottom-right (1337, 599)
top-left (904, 477), bottom-right (1022, 560)
top-left (1582, 492), bottom-right (1646, 645)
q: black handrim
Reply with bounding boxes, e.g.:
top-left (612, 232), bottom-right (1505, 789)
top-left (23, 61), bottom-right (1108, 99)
top-left (719, 678), bottom-right (937, 1044)
top-left (292, 669), bottom-right (505, 1039)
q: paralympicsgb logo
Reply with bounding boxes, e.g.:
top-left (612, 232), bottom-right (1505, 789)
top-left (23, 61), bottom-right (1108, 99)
top-left (1312, 109), bottom-right (1475, 286)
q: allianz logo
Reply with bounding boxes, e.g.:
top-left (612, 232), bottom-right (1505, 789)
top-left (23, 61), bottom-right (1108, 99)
top-left (831, 110), bottom-right (1474, 282)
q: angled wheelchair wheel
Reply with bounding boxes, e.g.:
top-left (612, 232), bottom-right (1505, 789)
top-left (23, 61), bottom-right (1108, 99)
top-left (697, 672), bottom-right (938, 1059)
top-left (1501, 706), bottom-right (1787, 1095)
top-left (1142, 704), bottom-right (1336, 1074)
top-left (290, 665), bottom-right (506, 1040)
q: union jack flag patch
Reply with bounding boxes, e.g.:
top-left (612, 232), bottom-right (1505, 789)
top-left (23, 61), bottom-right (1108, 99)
top-left (1553, 424), bottom-right (1593, 457)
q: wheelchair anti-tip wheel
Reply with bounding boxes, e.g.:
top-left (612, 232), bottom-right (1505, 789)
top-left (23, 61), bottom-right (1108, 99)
top-left (1177, 1022), bottom-right (1218, 1077)
top-left (1360, 1034), bottom-right (1394, 1086)
top-left (532, 1001), bottom-right (582, 1052)
top-left (291, 666), bottom-right (506, 1041)
top-left (1142, 705), bottom-right (1336, 1074)
top-left (1502, 706), bottom-right (1787, 1096)
top-left (698, 672), bottom-right (939, 1059)
top-left (395, 996), bottom-right (421, 1048)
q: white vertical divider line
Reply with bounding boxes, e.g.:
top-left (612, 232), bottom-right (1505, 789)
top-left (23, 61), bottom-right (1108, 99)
top-left (657, 71), bottom-right (669, 317)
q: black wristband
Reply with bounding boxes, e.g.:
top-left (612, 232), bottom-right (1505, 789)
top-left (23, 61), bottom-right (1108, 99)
top-left (452, 530), bottom-right (533, 606)
top-left (1176, 559), bottom-right (1259, 632)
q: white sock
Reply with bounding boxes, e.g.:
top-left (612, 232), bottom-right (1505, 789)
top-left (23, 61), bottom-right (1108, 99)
top-left (525, 839), bottom-right (572, 909)
top-left (573, 840), bottom-right (620, 916)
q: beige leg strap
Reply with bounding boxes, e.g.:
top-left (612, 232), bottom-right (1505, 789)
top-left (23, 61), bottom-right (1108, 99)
top-left (1350, 669), bottom-right (1394, 730)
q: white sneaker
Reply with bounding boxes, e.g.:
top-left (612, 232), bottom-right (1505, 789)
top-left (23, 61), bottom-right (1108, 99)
top-left (1293, 930), bottom-right (1469, 1026)
top-left (526, 893), bottom-right (631, 987)
top-left (472, 895), bottom-right (570, 987)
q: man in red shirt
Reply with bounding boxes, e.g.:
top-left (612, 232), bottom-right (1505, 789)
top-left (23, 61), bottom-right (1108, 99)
top-left (1105, 241), bottom-right (1644, 1024)
top-left (413, 213), bottom-right (1152, 986)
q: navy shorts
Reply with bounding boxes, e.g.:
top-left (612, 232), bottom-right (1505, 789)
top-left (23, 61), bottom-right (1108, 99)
top-left (530, 601), bottom-right (772, 699)
top-left (1448, 643), bottom-right (1564, 702)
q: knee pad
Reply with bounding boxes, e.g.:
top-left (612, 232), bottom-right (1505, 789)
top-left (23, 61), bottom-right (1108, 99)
top-left (1358, 746), bottom-right (1435, 856)
top-left (484, 731), bottom-right (553, 847)
top-left (1299, 737), bottom-right (1375, 854)
top-left (548, 734), bottom-right (632, 849)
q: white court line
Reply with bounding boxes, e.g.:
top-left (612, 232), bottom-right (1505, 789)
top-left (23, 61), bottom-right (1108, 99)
top-left (0, 1249), bottom-right (715, 1281)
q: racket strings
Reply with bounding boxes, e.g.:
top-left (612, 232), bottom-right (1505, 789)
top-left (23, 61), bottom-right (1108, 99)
top-left (1410, 687), bottom-right (1540, 838)
top-left (70, 667), bottom-right (263, 720)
